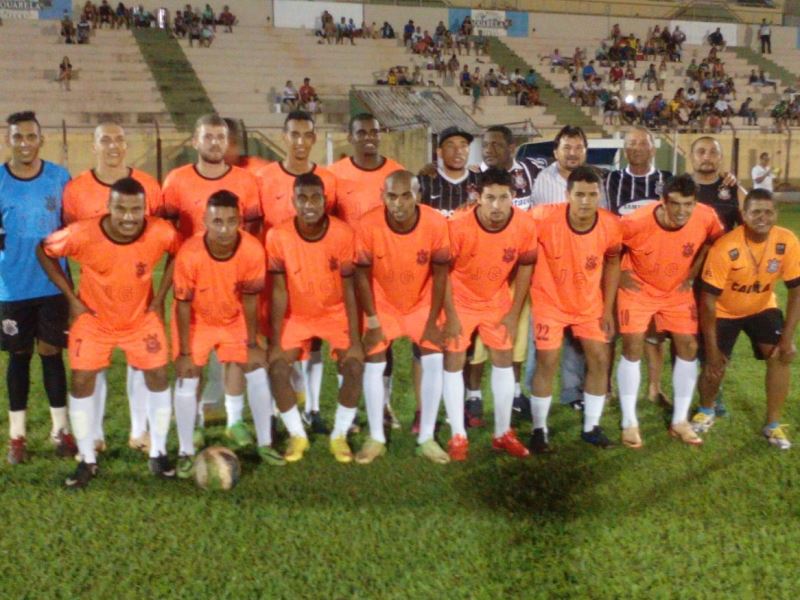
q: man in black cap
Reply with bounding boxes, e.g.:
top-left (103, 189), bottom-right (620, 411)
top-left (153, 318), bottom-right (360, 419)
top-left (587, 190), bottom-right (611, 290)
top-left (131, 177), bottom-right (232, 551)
top-left (419, 127), bottom-right (479, 217)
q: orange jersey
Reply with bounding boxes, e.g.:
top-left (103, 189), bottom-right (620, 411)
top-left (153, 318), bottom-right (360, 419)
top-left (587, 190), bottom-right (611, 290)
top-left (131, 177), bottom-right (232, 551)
top-left (173, 231), bottom-right (266, 327)
top-left (256, 162), bottom-right (337, 230)
top-left (701, 225), bottom-right (800, 319)
top-left (328, 156), bottom-right (405, 225)
top-left (266, 216), bottom-right (355, 319)
top-left (448, 207), bottom-right (537, 311)
top-left (621, 202), bottom-right (723, 297)
top-left (42, 216), bottom-right (179, 331)
top-left (234, 155), bottom-right (271, 175)
top-left (63, 167), bottom-right (162, 224)
top-left (531, 205), bottom-right (622, 320)
top-left (355, 204), bottom-right (450, 314)
top-left (162, 164), bottom-right (262, 239)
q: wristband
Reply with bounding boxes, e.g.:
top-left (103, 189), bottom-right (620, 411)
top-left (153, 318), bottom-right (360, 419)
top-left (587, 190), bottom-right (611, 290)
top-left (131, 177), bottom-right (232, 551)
top-left (366, 315), bottom-right (381, 329)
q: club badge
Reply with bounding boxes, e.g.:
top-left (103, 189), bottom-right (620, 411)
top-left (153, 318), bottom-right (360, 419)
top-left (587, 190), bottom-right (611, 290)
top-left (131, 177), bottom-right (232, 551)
top-left (767, 259), bottom-right (780, 274)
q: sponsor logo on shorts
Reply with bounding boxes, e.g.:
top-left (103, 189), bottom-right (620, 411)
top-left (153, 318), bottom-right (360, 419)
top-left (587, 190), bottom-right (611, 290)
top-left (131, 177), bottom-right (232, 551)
top-left (728, 248), bottom-right (739, 261)
top-left (585, 255), bottom-right (599, 271)
top-left (682, 242), bottom-right (695, 257)
top-left (143, 334), bottom-right (162, 354)
top-left (767, 259), bottom-right (780, 274)
top-left (416, 249), bottom-right (429, 265)
top-left (2, 319), bottom-right (19, 336)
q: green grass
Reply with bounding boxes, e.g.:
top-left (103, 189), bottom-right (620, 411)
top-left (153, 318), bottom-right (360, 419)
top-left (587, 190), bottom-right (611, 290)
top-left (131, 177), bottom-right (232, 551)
top-left (2, 208), bottom-right (800, 597)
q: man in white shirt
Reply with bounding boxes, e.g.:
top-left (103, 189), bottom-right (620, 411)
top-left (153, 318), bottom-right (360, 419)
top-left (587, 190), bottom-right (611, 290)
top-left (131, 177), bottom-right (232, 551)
top-left (759, 19), bottom-right (771, 54)
top-left (752, 152), bottom-right (775, 191)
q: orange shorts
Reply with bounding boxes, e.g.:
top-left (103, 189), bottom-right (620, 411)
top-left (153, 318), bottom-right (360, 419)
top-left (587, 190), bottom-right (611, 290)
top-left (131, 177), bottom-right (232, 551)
top-left (617, 288), bottom-right (698, 335)
top-left (533, 310), bottom-right (607, 351)
top-left (69, 312), bottom-right (168, 371)
top-left (446, 302), bottom-right (512, 353)
top-left (171, 316), bottom-right (248, 366)
top-left (281, 314), bottom-right (350, 360)
top-left (366, 300), bottom-right (440, 356)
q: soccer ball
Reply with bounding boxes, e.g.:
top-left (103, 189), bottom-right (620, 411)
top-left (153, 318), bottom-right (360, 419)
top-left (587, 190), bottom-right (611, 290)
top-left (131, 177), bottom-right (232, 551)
top-left (194, 446), bottom-right (241, 491)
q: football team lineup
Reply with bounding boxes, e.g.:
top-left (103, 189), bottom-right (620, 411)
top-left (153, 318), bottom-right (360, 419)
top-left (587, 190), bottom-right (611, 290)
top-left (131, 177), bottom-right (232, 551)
top-left (1, 108), bottom-right (798, 492)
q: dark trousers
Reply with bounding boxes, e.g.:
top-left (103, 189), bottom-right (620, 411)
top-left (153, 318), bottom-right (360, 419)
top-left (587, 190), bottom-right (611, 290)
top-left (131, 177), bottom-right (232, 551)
top-left (760, 35), bottom-right (771, 54)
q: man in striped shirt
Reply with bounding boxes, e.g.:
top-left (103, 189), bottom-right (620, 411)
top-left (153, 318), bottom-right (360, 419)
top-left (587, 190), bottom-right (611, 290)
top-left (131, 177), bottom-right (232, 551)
top-left (419, 127), bottom-right (479, 217)
top-left (480, 125), bottom-right (545, 211)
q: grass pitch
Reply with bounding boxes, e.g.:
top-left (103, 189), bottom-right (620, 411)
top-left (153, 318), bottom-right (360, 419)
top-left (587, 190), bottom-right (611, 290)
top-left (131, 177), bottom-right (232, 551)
top-left (1, 208), bottom-right (800, 598)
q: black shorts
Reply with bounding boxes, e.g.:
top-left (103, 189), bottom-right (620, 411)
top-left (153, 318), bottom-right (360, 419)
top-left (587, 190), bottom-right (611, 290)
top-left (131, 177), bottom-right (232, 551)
top-left (0, 295), bottom-right (69, 353)
top-left (716, 308), bottom-right (783, 360)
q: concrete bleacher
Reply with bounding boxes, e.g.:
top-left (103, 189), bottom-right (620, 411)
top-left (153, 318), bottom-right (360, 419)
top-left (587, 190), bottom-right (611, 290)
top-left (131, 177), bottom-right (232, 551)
top-left (0, 21), bottom-right (172, 127)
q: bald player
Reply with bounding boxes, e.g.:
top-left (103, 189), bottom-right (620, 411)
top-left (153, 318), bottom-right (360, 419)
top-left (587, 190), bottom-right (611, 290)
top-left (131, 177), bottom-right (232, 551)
top-left (62, 122), bottom-right (163, 455)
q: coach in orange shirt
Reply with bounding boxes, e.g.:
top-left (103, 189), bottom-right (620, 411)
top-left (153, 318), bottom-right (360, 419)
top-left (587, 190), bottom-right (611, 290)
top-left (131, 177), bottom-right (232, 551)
top-left (616, 174), bottom-right (723, 449)
top-left (266, 173), bottom-right (363, 464)
top-left (37, 178), bottom-right (179, 488)
top-left (442, 168), bottom-right (536, 461)
top-left (172, 190), bottom-right (280, 472)
top-left (529, 166), bottom-right (621, 452)
top-left (62, 122), bottom-right (162, 455)
top-left (354, 170), bottom-right (452, 464)
top-left (693, 189), bottom-right (800, 450)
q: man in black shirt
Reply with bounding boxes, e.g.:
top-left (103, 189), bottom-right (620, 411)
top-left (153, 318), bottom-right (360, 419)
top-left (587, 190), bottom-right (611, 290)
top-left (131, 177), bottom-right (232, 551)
top-left (689, 136), bottom-right (743, 233)
top-left (419, 127), bottom-right (479, 217)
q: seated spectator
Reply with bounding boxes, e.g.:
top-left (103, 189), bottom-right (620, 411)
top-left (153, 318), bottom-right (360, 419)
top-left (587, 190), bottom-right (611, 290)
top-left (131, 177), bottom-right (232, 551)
top-left (609, 62), bottom-right (624, 84)
top-left (447, 54), bottom-right (460, 79)
top-left (174, 10), bottom-right (187, 37)
top-left (772, 99), bottom-right (790, 132)
top-left (115, 2), bottom-right (130, 28)
top-left (381, 21), bottom-right (395, 39)
top-left (525, 68), bottom-right (538, 88)
top-left (403, 19), bottom-right (415, 46)
top-left (61, 12), bottom-right (76, 43)
top-left (484, 68), bottom-right (499, 95)
top-left (621, 96), bottom-right (639, 124)
top-left (98, 0), bottom-right (113, 28)
top-left (582, 60), bottom-right (597, 82)
top-left (201, 4), bottom-right (215, 29)
top-left (603, 94), bottom-right (621, 125)
top-left (282, 80), bottom-right (298, 109)
top-left (708, 27), bottom-right (725, 50)
top-left (187, 18), bottom-right (201, 45)
top-left (133, 5), bottom-right (152, 28)
top-left (686, 58), bottom-right (699, 81)
top-left (218, 5), bottom-right (235, 32)
top-left (759, 69), bottom-right (778, 90)
top-left (386, 68), bottom-right (398, 86)
top-left (738, 97), bottom-right (758, 125)
top-left (624, 64), bottom-right (636, 81)
top-left (77, 16), bottom-right (91, 43)
top-left (299, 77), bottom-right (320, 112)
top-left (83, 1), bottom-right (98, 28)
top-left (58, 56), bottom-right (73, 91)
top-left (200, 22), bottom-right (215, 46)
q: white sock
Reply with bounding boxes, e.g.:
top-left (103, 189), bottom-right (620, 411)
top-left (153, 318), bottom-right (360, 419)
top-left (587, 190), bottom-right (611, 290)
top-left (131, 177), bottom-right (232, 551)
top-left (9, 410), bottom-right (26, 439)
top-left (514, 382), bottom-right (521, 397)
top-left (672, 357), bottom-right (699, 425)
top-left (245, 368), bottom-right (273, 446)
top-left (491, 366), bottom-right (515, 437)
top-left (363, 362), bottom-right (387, 443)
top-left (280, 405), bottom-right (307, 438)
top-left (418, 353), bottom-right (444, 444)
top-left (225, 394), bottom-right (245, 427)
top-left (383, 374), bottom-right (393, 406)
top-left (583, 392), bottom-right (606, 432)
top-left (530, 395), bottom-right (551, 432)
top-left (201, 351), bottom-right (224, 404)
top-left (174, 377), bottom-right (199, 456)
top-left (443, 370), bottom-right (466, 437)
top-left (147, 388), bottom-right (172, 458)
top-left (126, 366), bottom-right (149, 438)
top-left (49, 406), bottom-right (69, 434)
top-left (331, 404), bottom-right (357, 438)
top-left (336, 373), bottom-right (343, 389)
top-left (307, 351), bottom-right (323, 412)
top-left (466, 387), bottom-right (481, 400)
top-left (93, 369), bottom-right (107, 442)
top-left (617, 357), bottom-right (641, 428)
top-left (69, 394), bottom-right (96, 464)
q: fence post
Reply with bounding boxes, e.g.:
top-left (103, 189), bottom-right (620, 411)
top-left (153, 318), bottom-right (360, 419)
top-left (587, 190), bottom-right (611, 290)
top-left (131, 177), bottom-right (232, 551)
top-left (154, 120), bottom-right (163, 184)
top-left (61, 119), bottom-right (68, 169)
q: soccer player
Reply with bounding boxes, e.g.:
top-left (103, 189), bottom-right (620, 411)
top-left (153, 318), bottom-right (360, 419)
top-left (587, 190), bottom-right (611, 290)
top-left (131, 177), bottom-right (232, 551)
top-left (442, 168), bottom-right (536, 461)
top-left (329, 112), bottom-right (404, 225)
top-left (266, 173), bottom-right (363, 463)
top-left (529, 166), bottom-right (621, 451)
top-left (37, 178), bottom-right (178, 487)
top-left (222, 117), bottom-right (271, 175)
top-left (616, 174), bottom-right (723, 448)
top-left (419, 126), bottom-right (479, 217)
top-left (606, 127), bottom-right (673, 407)
top-left (172, 190), bottom-right (280, 473)
top-left (62, 122), bottom-right (163, 454)
top-left (354, 170), bottom-right (452, 464)
top-left (0, 111), bottom-right (75, 464)
top-left (690, 136), bottom-right (744, 233)
top-left (692, 189), bottom-right (800, 449)
top-left (257, 110), bottom-right (338, 433)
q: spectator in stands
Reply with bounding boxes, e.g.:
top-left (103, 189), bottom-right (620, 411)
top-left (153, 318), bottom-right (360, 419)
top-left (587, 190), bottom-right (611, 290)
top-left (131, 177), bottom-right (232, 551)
top-left (201, 4), bottom-right (215, 30)
top-left (708, 27), bottom-right (725, 50)
top-left (459, 65), bottom-right (471, 94)
top-left (132, 5), bottom-right (152, 28)
top-left (83, 1), bottom-right (98, 28)
top-left (672, 26), bottom-right (686, 51)
top-left (58, 56), bottom-right (73, 91)
top-left (759, 69), bottom-right (778, 90)
top-left (200, 21), bottom-right (215, 46)
top-left (759, 19), bottom-right (772, 55)
top-left (609, 62), bottom-right (624, 84)
top-left (470, 75), bottom-right (483, 115)
top-left (219, 5), bottom-right (235, 32)
top-left (582, 60), bottom-right (597, 82)
top-left (603, 94), bottom-right (621, 126)
top-left (624, 63), bottom-right (636, 81)
top-left (772, 99), bottom-right (790, 132)
top-left (657, 57), bottom-right (668, 91)
top-left (381, 21), bottom-right (394, 39)
top-left (299, 77), bottom-right (320, 113)
top-left (475, 30), bottom-right (488, 56)
top-left (641, 63), bottom-right (657, 91)
top-left (447, 54), bottom-right (460, 81)
top-left (282, 80), bottom-right (299, 110)
top-left (713, 96), bottom-right (732, 124)
top-left (61, 12), bottom-right (77, 43)
top-left (188, 17), bottom-right (201, 46)
top-left (403, 20), bottom-right (415, 47)
top-left (610, 23), bottom-right (621, 43)
top-left (77, 15), bottom-right (91, 43)
top-left (525, 68), bottom-right (538, 88)
top-left (98, 1), bottom-right (113, 28)
top-left (484, 68), bottom-right (499, 95)
top-left (739, 97), bottom-right (758, 126)
top-left (174, 10), bottom-right (187, 37)
top-left (115, 3), bottom-right (130, 28)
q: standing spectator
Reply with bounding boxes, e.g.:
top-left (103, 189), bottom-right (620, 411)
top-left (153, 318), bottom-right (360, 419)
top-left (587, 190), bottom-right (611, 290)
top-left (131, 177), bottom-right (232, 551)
top-left (672, 26), bottom-right (686, 51)
top-left (61, 12), bottom-right (76, 43)
top-left (218, 5), bottom-right (235, 33)
top-left (77, 16), bottom-right (91, 43)
top-left (708, 27), bottom-right (725, 50)
top-left (751, 152), bottom-right (776, 191)
top-left (470, 76), bottom-right (483, 115)
top-left (403, 20), bottom-right (415, 47)
top-left (759, 19), bottom-right (771, 55)
top-left (58, 56), bottom-right (73, 91)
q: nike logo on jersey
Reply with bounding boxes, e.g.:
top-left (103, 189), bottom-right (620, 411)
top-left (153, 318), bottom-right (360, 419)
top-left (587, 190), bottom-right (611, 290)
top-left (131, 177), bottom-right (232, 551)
top-left (731, 266), bottom-right (744, 271)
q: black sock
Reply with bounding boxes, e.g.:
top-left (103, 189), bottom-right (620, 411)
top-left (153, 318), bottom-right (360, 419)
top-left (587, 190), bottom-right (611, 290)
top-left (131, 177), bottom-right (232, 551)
top-left (7, 353), bottom-right (32, 412)
top-left (40, 353), bottom-right (67, 409)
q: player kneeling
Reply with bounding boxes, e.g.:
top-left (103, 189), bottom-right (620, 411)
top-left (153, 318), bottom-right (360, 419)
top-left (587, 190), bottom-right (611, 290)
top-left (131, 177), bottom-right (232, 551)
top-left (693, 189), bottom-right (800, 449)
top-left (267, 173), bottom-right (364, 464)
top-left (354, 171), bottom-right (454, 464)
top-left (529, 167), bottom-right (621, 451)
top-left (616, 174), bottom-right (723, 448)
top-left (442, 168), bottom-right (536, 460)
top-left (173, 191), bottom-right (281, 475)
top-left (37, 178), bottom-right (178, 488)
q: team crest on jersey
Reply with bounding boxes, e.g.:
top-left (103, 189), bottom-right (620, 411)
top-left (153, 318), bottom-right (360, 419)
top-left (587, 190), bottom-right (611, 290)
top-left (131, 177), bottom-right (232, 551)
top-left (776, 243), bottom-right (786, 255)
top-left (2, 319), bottom-right (18, 336)
top-left (512, 170), bottom-right (526, 191)
top-left (45, 195), bottom-right (57, 212)
top-left (718, 186), bottom-right (731, 201)
top-left (502, 247), bottom-right (517, 263)
top-left (767, 259), bottom-right (780, 274)
top-left (467, 184), bottom-right (479, 202)
top-left (728, 248), bottom-right (739, 261)
top-left (135, 262), bottom-right (147, 278)
top-left (416, 249), bottom-right (429, 265)
top-left (585, 255), bottom-right (599, 271)
top-left (143, 334), bottom-right (161, 354)
top-left (329, 256), bottom-right (339, 271)
top-left (682, 243), bottom-right (695, 258)
top-left (655, 180), bottom-right (664, 196)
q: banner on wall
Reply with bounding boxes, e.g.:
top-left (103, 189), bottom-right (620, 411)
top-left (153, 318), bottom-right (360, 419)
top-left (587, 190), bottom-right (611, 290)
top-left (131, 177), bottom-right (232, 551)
top-left (0, 0), bottom-right (71, 20)
top-left (448, 8), bottom-right (528, 38)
